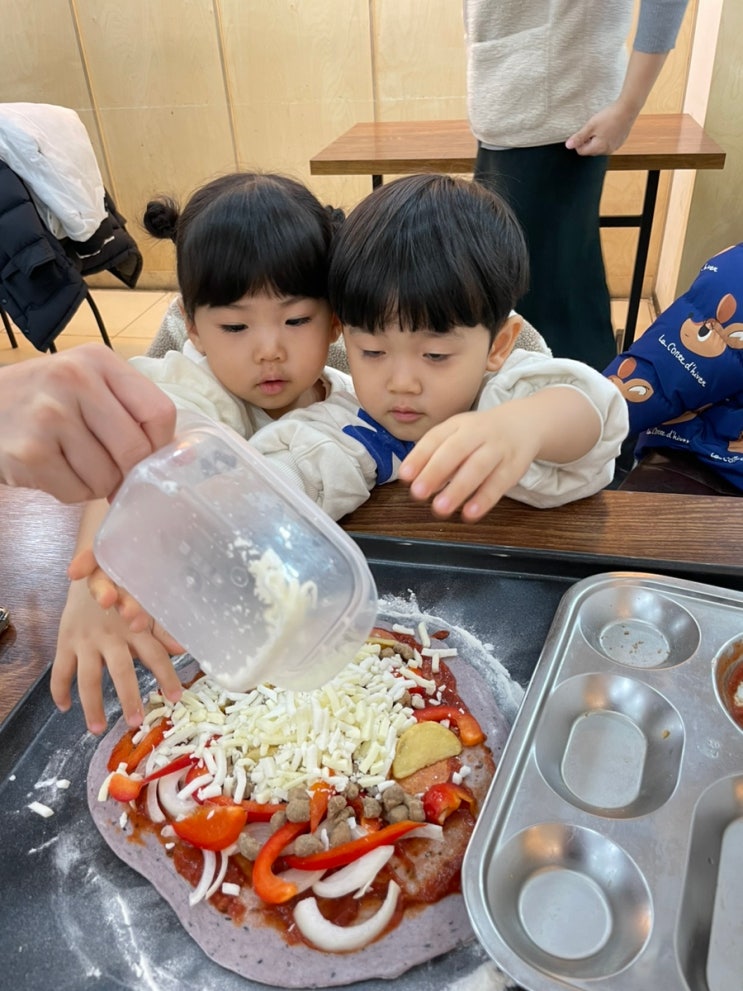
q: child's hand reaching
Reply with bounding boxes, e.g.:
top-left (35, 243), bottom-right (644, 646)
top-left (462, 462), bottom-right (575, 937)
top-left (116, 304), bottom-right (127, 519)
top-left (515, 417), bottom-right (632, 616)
top-left (51, 579), bottom-right (184, 735)
top-left (399, 402), bottom-right (541, 521)
top-left (68, 547), bottom-right (152, 632)
top-left (399, 388), bottom-right (602, 521)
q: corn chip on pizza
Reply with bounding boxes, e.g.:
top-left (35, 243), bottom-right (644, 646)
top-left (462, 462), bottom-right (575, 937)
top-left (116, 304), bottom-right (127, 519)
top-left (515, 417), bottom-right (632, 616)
top-left (87, 614), bottom-right (517, 987)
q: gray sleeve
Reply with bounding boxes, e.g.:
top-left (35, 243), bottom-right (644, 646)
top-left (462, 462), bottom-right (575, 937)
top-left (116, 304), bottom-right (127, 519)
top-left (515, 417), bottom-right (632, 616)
top-left (146, 296), bottom-right (188, 358)
top-left (634, 0), bottom-right (689, 53)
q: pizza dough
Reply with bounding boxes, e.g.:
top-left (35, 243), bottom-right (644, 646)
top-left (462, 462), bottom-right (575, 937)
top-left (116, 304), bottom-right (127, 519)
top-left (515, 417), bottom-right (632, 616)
top-left (87, 616), bottom-right (515, 988)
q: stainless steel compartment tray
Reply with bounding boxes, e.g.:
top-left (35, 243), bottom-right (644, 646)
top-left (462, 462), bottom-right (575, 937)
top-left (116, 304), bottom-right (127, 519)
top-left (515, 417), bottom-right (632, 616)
top-left (463, 571), bottom-right (743, 991)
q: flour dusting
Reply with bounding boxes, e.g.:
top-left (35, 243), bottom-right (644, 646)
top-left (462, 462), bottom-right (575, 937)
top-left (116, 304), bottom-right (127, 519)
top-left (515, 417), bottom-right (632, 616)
top-left (448, 961), bottom-right (515, 990)
top-left (379, 592), bottom-right (525, 725)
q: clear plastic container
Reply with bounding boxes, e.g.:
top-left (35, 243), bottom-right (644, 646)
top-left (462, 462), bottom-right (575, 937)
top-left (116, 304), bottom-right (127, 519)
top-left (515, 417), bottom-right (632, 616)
top-left (94, 413), bottom-right (378, 692)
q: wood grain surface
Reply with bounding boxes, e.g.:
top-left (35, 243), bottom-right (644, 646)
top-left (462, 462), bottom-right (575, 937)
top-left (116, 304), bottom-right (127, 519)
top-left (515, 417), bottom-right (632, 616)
top-left (0, 489), bottom-right (82, 725)
top-left (310, 115), bottom-right (726, 176)
top-left (340, 482), bottom-right (737, 568)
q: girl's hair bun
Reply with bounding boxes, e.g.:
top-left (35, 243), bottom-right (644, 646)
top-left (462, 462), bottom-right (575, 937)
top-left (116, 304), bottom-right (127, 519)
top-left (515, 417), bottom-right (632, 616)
top-left (143, 196), bottom-right (180, 241)
top-left (325, 204), bottom-right (346, 235)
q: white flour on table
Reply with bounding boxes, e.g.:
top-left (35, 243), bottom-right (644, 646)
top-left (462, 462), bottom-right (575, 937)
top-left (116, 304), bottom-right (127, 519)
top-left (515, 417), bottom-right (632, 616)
top-left (379, 592), bottom-right (525, 725)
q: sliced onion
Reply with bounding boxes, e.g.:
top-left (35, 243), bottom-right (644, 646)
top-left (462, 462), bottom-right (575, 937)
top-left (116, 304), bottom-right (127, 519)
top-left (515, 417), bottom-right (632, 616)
top-left (276, 868), bottom-right (326, 896)
top-left (312, 846), bottom-right (394, 900)
top-left (406, 823), bottom-right (444, 842)
top-left (189, 849), bottom-right (217, 906)
top-left (157, 769), bottom-right (198, 819)
top-left (294, 880), bottom-right (400, 952)
top-left (205, 851), bottom-right (229, 900)
top-left (242, 821), bottom-right (274, 847)
top-left (177, 772), bottom-right (212, 801)
top-left (145, 781), bottom-right (166, 824)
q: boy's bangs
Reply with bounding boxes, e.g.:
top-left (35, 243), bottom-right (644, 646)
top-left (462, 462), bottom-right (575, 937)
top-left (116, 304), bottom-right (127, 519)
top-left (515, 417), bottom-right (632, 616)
top-left (335, 243), bottom-right (499, 334)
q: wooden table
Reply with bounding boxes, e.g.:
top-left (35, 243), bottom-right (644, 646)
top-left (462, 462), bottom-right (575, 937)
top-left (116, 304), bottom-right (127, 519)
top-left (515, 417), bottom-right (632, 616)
top-left (2, 482), bottom-right (741, 728)
top-left (0, 488), bottom-right (82, 725)
top-left (310, 114), bottom-right (726, 348)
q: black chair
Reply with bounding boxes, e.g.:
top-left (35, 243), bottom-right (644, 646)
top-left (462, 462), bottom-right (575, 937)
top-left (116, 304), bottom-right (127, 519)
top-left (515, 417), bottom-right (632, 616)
top-left (0, 161), bottom-right (140, 353)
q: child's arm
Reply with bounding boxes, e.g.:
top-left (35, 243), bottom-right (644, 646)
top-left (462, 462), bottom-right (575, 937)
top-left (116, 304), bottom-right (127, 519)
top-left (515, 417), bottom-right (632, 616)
top-left (51, 500), bottom-right (183, 734)
top-left (400, 356), bottom-right (628, 520)
top-left (251, 391), bottom-right (380, 518)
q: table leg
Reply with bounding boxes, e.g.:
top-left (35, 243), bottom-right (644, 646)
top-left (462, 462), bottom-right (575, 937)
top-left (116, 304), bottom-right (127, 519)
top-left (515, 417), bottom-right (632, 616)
top-left (623, 170), bottom-right (660, 349)
top-left (599, 169), bottom-right (660, 351)
top-left (372, 174), bottom-right (382, 189)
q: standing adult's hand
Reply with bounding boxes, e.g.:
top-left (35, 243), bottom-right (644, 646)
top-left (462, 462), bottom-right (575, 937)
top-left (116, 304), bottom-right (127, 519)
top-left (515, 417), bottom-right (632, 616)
top-left (565, 101), bottom-right (636, 157)
top-left (0, 343), bottom-right (176, 502)
top-left (565, 50), bottom-right (670, 158)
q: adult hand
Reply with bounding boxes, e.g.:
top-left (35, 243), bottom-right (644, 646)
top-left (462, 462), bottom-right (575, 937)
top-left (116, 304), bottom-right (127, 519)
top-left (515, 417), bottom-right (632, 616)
top-left (565, 101), bottom-right (635, 157)
top-left (566, 51), bottom-right (669, 158)
top-left (0, 343), bottom-right (176, 503)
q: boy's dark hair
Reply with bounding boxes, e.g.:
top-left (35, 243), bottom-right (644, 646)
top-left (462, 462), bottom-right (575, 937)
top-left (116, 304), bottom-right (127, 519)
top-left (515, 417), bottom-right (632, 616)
top-left (328, 173), bottom-right (529, 341)
top-left (143, 173), bottom-right (343, 319)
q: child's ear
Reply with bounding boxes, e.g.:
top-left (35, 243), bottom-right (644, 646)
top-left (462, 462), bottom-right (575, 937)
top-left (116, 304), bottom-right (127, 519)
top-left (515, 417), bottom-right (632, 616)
top-left (186, 317), bottom-right (206, 355)
top-left (486, 314), bottom-right (522, 372)
top-left (329, 313), bottom-right (343, 343)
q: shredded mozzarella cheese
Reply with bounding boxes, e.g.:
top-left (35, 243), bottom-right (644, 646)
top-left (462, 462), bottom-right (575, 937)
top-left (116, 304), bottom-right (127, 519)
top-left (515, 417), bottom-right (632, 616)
top-left (141, 642), bottom-right (418, 804)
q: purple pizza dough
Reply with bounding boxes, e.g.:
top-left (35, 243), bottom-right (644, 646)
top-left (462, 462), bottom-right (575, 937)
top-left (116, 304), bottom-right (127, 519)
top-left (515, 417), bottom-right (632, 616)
top-left (87, 627), bottom-right (512, 988)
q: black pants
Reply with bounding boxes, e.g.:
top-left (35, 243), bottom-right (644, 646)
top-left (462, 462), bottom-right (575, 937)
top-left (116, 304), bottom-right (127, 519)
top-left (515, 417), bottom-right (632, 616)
top-left (475, 143), bottom-right (617, 371)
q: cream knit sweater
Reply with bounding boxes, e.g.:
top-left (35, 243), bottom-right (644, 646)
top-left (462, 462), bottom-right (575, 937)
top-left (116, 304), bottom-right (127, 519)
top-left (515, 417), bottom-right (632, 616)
top-left (463, 0), bottom-right (687, 149)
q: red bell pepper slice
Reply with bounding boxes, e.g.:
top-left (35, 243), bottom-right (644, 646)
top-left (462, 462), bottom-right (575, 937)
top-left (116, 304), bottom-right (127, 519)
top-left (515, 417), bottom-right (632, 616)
top-left (107, 720), bottom-right (170, 774)
top-left (239, 799), bottom-right (288, 822)
top-left (143, 753), bottom-right (195, 783)
top-left (107, 753), bottom-right (197, 803)
top-left (183, 760), bottom-right (207, 785)
top-left (283, 819), bottom-right (420, 871)
top-left (108, 771), bottom-right (145, 803)
top-left (252, 820), bottom-right (309, 904)
top-left (422, 782), bottom-right (476, 825)
top-left (172, 801), bottom-right (248, 852)
top-left (107, 730), bottom-right (137, 773)
top-left (414, 705), bottom-right (485, 746)
top-left (309, 782), bottom-right (333, 832)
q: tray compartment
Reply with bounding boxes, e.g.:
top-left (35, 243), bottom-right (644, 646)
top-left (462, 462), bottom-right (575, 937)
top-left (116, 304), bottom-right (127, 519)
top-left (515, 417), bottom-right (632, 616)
top-left (712, 635), bottom-right (743, 732)
top-left (533, 673), bottom-right (684, 816)
top-left (485, 822), bottom-right (652, 981)
top-left (676, 775), bottom-right (743, 991)
top-left (578, 585), bottom-right (700, 669)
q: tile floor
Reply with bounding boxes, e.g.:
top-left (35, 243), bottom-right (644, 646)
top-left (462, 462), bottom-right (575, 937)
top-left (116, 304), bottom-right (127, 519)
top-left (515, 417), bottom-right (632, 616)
top-left (0, 289), bottom-right (178, 365)
top-left (0, 289), bottom-right (657, 365)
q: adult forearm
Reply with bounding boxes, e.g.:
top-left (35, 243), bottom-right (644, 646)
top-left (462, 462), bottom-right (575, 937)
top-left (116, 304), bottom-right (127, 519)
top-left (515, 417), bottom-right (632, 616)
top-left (616, 50), bottom-right (669, 119)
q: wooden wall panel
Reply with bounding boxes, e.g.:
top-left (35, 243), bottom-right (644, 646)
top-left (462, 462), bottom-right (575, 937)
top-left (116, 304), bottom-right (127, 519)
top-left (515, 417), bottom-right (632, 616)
top-left (0, 0), bottom-right (91, 108)
top-left (372, 0), bottom-right (466, 120)
top-left (73, 0), bottom-right (236, 286)
top-left (679, 0), bottom-right (743, 293)
top-left (0, 0), bottom-right (701, 297)
top-left (220, 0), bottom-right (374, 215)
